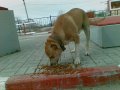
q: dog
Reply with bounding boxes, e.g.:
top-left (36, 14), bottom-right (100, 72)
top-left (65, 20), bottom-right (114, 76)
top-left (45, 8), bottom-right (90, 66)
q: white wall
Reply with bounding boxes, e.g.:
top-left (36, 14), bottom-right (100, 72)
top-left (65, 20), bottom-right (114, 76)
top-left (0, 10), bottom-right (20, 56)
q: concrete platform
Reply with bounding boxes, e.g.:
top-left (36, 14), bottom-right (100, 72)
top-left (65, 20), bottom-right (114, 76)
top-left (90, 16), bottom-right (120, 48)
top-left (0, 32), bottom-right (120, 90)
top-left (90, 24), bottom-right (120, 48)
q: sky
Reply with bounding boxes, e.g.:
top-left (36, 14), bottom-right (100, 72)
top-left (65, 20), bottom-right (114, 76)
top-left (0, 0), bottom-right (108, 19)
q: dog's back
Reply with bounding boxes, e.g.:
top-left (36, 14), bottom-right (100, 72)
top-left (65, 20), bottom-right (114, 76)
top-left (53, 8), bottom-right (89, 33)
top-left (67, 8), bottom-right (89, 30)
top-left (52, 8), bottom-right (89, 42)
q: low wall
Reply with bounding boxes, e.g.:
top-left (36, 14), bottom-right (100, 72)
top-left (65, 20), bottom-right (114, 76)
top-left (90, 16), bottom-right (120, 48)
top-left (90, 24), bottom-right (120, 48)
top-left (0, 10), bottom-right (20, 56)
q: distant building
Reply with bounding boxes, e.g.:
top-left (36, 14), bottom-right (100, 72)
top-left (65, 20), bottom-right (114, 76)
top-left (108, 0), bottom-right (120, 15)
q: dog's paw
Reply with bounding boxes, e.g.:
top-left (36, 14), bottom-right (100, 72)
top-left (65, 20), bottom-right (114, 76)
top-left (85, 52), bottom-right (89, 56)
top-left (70, 49), bottom-right (75, 53)
top-left (74, 57), bottom-right (81, 64)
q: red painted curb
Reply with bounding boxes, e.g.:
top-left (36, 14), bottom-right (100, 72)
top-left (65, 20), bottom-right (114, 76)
top-left (6, 66), bottom-right (120, 90)
top-left (90, 16), bottom-right (120, 26)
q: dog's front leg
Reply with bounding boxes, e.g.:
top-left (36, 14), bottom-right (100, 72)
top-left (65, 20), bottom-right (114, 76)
top-left (74, 43), bottom-right (81, 64)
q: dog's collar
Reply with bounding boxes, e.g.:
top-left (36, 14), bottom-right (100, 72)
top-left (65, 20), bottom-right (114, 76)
top-left (50, 35), bottom-right (66, 51)
top-left (59, 44), bottom-right (66, 51)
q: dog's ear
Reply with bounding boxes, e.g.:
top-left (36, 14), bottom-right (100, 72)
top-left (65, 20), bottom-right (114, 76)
top-left (50, 44), bottom-right (58, 50)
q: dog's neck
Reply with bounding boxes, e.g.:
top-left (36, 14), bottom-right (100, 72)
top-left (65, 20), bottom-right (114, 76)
top-left (49, 35), bottom-right (66, 51)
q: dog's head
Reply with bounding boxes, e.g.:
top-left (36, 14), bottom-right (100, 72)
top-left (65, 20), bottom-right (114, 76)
top-left (45, 36), bottom-right (65, 66)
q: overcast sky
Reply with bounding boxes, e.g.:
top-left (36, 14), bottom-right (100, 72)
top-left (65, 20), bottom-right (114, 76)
top-left (0, 0), bottom-right (107, 19)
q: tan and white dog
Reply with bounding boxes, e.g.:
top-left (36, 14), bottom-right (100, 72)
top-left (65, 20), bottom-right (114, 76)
top-left (45, 8), bottom-right (90, 66)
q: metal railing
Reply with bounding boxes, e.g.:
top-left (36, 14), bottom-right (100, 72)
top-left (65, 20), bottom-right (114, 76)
top-left (16, 16), bottom-right (57, 33)
top-left (34, 15), bottom-right (56, 27)
top-left (16, 10), bottom-right (120, 33)
top-left (94, 9), bottom-right (120, 17)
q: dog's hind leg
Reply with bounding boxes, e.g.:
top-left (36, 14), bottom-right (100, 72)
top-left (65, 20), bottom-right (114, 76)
top-left (83, 26), bottom-right (90, 56)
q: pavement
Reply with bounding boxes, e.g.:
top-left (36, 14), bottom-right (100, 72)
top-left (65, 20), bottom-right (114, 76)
top-left (0, 31), bottom-right (120, 90)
